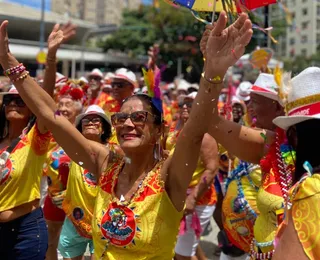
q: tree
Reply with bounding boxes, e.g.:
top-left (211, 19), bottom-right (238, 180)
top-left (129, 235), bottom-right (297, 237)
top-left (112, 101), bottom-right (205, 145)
top-left (100, 2), bottom-right (259, 82)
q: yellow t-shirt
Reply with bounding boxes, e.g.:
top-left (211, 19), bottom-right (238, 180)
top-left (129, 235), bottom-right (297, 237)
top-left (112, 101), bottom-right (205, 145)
top-left (43, 143), bottom-right (71, 197)
top-left (62, 162), bottom-right (98, 238)
top-left (0, 125), bottom-right (52, 212)
top-left (222, 163), bottom-right (261, 252)
top-left (92, 160), bottom-right (183, 259)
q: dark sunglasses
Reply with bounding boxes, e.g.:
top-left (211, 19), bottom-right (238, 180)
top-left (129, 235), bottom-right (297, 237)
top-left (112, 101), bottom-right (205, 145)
top-left (178, 101), bottom-right (193, 108)
top-left (111, 82), bottom-right (130, 89)
top-left (3, 95), bottom-right (26, 107)
top-left (111, 111), bottom-right (154, 127)
top-left (81, 117), bottom-right (102, 125)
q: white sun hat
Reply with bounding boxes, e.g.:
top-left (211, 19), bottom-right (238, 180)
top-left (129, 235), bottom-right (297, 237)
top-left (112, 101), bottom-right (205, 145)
top-left (88, 68), bottom-right (103, 79)
top-left (0, 85), bottom-right (18, 95)
top-left (178, 91), bottom-right (197, 103)
top-left (236, 81), bottom-right (252, 101)
top-left (111, 68), bottom-right (137, 87)
top-left (177, 79), bottom-right (190, 91)
top-left (273, 67), bottom-right (320, 130)
top-left (75, 105), bottom-right (111, 127)
top-left (249, 73), bottom-right (282, 105)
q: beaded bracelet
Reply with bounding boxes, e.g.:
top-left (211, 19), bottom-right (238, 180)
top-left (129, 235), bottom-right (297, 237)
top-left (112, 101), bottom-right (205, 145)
top-left (4, 63), bottom-right (26, 76)
top-left (11, 71), bottom-right (30, 83)
top-left (201, 72), bottom-right (223, 84)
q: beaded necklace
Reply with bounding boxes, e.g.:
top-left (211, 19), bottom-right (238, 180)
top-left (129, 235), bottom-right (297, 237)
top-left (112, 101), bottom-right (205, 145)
top-left (225, 161), bottom-right (259, 219)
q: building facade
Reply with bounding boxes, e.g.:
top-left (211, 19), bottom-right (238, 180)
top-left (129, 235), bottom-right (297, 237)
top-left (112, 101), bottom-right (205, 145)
top-left (271, 0), bottom-right (320, 58)
top-left (51, 0), bottom-right (142, 25)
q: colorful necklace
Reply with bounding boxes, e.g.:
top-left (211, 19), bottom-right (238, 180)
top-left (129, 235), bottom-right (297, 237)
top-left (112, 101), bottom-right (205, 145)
top-left (225, 161), bottom-right (259, 219)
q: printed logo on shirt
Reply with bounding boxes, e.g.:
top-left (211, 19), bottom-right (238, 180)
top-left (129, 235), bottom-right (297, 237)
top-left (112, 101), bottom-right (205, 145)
top-left (0, 157), bottom-right (13, 185)
top-left (83, 169), bottom-right (97, 186)
top-left (99, 203), bottom-right (138, 247)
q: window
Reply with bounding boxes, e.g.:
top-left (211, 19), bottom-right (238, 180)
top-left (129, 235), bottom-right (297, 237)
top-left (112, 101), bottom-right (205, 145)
top-left (301, 49), bottom-right (307, 56)
top-left (302, 21), bottom-right (309, 30)
top-left (302, 8), bottom-right (308, 15)
top-left (318, 20), bottom-right (320, 29)
top-left (317, 34), bottom-right (320, 44)
top-left (318, 6), bottom-right (320, 16)
top-left (301, 35), bottom-right (308, 43)
top-left (290, 38), bottom-right (295, 45)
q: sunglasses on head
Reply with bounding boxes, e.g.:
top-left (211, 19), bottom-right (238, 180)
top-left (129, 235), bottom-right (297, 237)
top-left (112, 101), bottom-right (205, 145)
top-left (178, 100), bottom-right (193, 108)
top-left (111, 111), bottom-right (154, 127)
top-left (3, 95), bottom-right (26, 107)
top-left (81, 117), bottom-right (102, 125)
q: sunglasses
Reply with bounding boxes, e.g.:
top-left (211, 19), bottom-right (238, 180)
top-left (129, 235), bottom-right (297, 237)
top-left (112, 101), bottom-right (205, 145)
top-left (111, 111), bottom-right (154, 127)
top-left (111, 82), bottom-right (130, 89)
top-left (3, 95), bottom-right (26, 107)
top-left (81, 117), bottom-right (102, 125)
top-left (178, 101), bottom-right (193, 108)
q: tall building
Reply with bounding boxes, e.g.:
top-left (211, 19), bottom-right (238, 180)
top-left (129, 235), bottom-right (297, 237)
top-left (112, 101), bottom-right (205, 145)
top-left (51, 0), bottom-right (141, 25)
top-left (271, 0), bottom-right (320, 58)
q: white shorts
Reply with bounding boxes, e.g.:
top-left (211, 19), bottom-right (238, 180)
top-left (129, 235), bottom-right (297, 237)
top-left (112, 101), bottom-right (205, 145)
top-left (220, 252), bottom-right (249, 260)
top-left (175, 205), bottom-right (215, 256)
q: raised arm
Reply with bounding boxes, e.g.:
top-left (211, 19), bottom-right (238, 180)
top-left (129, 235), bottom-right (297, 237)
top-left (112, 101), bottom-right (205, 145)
top-left (0, 20), bottom-right (107, 176)
top-left (165, 12), bottom-right (253, 211)
top-left (209, 116), bottom-right (275, 164)
top-left (37, 23), bottom-right (76, 133)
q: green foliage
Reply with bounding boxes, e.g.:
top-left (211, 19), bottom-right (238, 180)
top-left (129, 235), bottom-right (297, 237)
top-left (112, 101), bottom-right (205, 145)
top-left (100, 2), bottom-right (259, 82)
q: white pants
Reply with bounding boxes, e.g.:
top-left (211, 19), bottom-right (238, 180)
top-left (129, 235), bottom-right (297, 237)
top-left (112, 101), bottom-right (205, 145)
top-left (220, 252), bottom-right (249, 260)
top-left (175, 205), bottom-right (215, 256)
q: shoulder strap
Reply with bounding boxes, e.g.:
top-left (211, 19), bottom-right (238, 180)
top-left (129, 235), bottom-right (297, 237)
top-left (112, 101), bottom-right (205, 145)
top-left (5, 137), bottom-right (21, 154)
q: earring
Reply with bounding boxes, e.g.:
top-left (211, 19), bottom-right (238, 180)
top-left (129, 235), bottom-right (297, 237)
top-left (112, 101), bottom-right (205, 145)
top-left (153, 141), bottom-right (162, 161)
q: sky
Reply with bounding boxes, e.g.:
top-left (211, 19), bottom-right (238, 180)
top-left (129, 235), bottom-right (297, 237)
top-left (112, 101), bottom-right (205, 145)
top-left (5, 0), bottom-right (52, 10)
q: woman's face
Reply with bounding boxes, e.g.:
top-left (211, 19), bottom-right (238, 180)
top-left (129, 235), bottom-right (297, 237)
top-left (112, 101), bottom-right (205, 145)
top-left (81, 114), bottom-right (104, 141)
top-left (179, 97), bottom-right (193, 122)
top-left (112, 98), bottom-right (160, 153)
top-left (58, 97), bottom-right (81, 124)
top-left (4, 94), bottom-right (32, 122)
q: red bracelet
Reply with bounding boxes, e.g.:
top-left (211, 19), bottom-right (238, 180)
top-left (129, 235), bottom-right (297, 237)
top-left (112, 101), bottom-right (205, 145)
top-left (11, 71), bottom-right (29, 83)
top-left (4, 63), bottom-right (26, 76)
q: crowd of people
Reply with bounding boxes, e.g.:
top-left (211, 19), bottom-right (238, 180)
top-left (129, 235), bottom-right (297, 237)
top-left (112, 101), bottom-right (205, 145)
top-left (0, 10), bottom-right (320, 260)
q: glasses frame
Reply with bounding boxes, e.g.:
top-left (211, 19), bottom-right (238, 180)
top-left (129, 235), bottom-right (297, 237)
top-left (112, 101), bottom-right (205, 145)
top-left (3, 95), bottom-right (26, 107)
top-left (111, 110), bottom-right (155, 127)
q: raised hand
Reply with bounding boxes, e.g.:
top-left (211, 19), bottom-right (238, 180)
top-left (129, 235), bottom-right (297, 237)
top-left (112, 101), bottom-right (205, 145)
top-left (47, 22), bottom-right (77, 55)
top-left (200, 24), bottom-right (214, 59)
top-left (147, 44), bottom-right (160, 70)
top-left (0, 21), bottom-right (10, 65)
top-left (205, 11), bottom-right (252, 78)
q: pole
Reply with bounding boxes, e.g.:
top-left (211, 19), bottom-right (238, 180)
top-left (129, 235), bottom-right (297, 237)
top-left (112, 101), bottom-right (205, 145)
top-left (267, 5), bottom-right (272, 48)
top-left (211, 0), bottom-right (217, 23)
top-left (264, 6), bottom-right (269, 48)
top-left (177, 57), bottom-right (182, 76)
top-left (38, 0), bottom-right (45, 71)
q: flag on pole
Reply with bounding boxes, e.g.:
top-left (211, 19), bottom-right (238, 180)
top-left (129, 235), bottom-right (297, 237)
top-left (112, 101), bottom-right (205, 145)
top-left (170, 0), bottom-right (236, 12)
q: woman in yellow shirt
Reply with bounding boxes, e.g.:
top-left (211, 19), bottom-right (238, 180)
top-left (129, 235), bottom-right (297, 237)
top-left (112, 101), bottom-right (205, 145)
top-left (59, 105), bottom-right (112, 260)
top-left (0, 13), bottom-right (253, 259)
top-left (0, 86), bottom-right (53, 259)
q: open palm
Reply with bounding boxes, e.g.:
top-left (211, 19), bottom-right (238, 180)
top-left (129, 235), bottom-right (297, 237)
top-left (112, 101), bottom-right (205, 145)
top-left (0, 21), bottom-right (10, 63)
top-left (48, 22), bottom-right (77, 54)
top-left (202, 12), bottom-right (252, 77)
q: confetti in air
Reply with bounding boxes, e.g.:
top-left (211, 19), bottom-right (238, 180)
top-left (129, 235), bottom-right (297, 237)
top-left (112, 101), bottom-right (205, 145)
top-left (79, 161), bottom-right (84, 166)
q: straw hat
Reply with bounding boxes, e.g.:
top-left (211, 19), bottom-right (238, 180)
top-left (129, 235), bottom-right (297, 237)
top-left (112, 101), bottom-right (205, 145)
top-left (249, 73), bottom-right (282, 104)
top-left (273, 67), bottom-right (320, 130)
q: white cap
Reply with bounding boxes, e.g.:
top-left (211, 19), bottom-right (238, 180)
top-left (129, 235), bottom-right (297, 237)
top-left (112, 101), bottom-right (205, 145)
top-left (189, 83), bottom-right (199, 90)
top-left (177, 79), bottom-right (190, 91)
top-left (178, 91), bottom-right (197, 103)
top-left (79, 76), bottom-right (88, 84)
top-left (0, 85), bottom-right (18, 95)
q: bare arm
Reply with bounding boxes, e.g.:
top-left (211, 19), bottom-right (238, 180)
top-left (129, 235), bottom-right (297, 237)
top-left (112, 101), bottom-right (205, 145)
top-left (164, 12), bottom-right (253, 211)
top-left (37, 23), bottom-right (76, 133)
top-left (273, 214), bottom-right (308, 260)
top-left (0, 21), bottom-right (107, 176)
top-left (209, 117), bottom-right (275, 164)
top-left (184, 134), bottom-right (219, 215)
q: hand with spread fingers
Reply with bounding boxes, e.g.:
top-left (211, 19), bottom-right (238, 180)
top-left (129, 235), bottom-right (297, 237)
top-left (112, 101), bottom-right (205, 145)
top-left (47, 22), bottom-right (77, 57)
top-left (204, 11), bottom-right (253, 79)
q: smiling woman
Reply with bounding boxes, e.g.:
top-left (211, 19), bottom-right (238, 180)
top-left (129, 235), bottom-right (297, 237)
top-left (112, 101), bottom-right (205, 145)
top-left (0, 12), bottom-right (253, 259)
